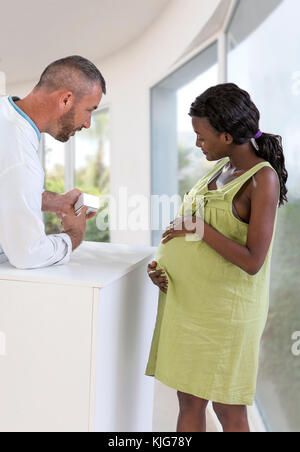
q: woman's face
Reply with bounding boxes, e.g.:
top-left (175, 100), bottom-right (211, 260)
top-left (192, 116), bottom-right (231, 161)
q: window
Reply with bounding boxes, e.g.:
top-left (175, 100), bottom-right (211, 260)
top-left (42, 109), bottom-right (110, 242)
top-left (74, 109), bottom-right (110, 243)
top-left (150, 0), bottom-right (299, 431)
top-left (43, 134), bottom-right (65, 235)
top-left (151, 43), bottom-right (218, 246)
top-left (227, 0), bottom-right (300, 432)
top-left (177, 60), bottom-right (218, 198)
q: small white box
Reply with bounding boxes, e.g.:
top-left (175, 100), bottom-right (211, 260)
top-left (74, 193), bottom-right (100, 216)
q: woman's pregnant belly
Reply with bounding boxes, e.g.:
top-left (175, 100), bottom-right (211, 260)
top-left (155, 236), bottom-right (232, 316)
top-left (156, 236), bottom-right (209, 283)
top-left (156, 233), bottom-right (237, 286)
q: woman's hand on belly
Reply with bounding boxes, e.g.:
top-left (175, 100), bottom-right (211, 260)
top-left (147, 261), bottom-right (168, 294)
top-left (161, 216), bottom-right (204, 244)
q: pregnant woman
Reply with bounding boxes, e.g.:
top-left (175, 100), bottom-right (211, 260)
top-left (146, 83), bottom-right (288, 432)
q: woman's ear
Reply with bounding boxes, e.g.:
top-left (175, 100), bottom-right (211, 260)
top-left (222, 132), bottom-right (234, 145)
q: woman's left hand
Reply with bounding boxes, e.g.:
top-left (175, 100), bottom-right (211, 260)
top-left (161, 216), bottom-right (203, 244)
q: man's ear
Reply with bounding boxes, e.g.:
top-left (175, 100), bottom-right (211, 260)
top-left (58, 91), bottom-right (74, 113)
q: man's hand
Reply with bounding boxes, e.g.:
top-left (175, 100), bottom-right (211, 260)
top-left (61, 206), bottom-right (89, 251)
top-left (57, 189), bottom-right (97, 220)
top-left (56, 189), bottom-right (82, 218)
top-left (42, 189), bottom-right (83, 217)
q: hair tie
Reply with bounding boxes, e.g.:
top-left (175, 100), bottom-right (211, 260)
top-left (254, 130), bottom-right (263, 139)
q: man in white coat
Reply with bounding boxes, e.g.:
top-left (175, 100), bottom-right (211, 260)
top-left (0, 56), bottom-right (106, 269)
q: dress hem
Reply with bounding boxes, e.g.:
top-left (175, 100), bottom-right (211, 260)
top-left (145, 370), bottom-right (254, 406)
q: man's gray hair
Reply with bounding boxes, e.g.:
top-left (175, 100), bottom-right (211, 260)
top-left (35, 55), bottom-right (106, 97)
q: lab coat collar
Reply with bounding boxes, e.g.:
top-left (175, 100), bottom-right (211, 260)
top-left (8, 96), bottom-right (41, 142)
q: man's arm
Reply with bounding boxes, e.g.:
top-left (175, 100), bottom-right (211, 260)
top-left (42, 189), bottom-right (82, 215)
top-left (42, 190), bottom-right (63, 213)
top-left (0, 164), bottom-right (73, 269)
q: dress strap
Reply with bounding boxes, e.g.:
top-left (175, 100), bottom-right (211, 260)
top-left (227, 161), bottom-right (280, 201)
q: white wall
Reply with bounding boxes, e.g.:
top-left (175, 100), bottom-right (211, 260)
top-left (8, 0), bottom-right (221, 247)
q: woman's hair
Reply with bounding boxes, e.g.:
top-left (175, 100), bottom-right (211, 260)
top-left (189, 83), bottom-right (288, 206)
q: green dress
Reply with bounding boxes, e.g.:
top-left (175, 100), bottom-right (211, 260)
top-left (145, 157), bottom-right (280, 406)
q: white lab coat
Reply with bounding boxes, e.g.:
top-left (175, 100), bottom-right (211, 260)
top-left (0, 96), bottom-right (72, 269)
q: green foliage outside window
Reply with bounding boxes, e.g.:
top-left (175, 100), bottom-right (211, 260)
top-left (44, 110), bottom-right (110, 243)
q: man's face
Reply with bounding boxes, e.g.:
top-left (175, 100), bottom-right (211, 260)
top-left (55, 84), bottom-right (103, 142)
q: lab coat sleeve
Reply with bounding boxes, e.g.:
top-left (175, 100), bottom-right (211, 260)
top-left (0, 163), bottom-right (72, 269)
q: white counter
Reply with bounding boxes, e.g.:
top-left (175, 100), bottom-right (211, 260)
top-left (0, 241), bottom-right (155, 288)
top-left (0, 241), bottom-right (158, 432)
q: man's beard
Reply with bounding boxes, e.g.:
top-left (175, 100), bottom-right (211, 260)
top-left (55, 107), bottom-right (76, 142)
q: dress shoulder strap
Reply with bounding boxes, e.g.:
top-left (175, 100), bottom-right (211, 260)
top-left (227, 161), bottom-right (280, 201)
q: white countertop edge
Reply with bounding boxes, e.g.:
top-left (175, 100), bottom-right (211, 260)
top-left (0, 251), bottom-right (156, 289)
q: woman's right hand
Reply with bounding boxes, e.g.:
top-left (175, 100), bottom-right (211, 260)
top-left (147, 261), bottom-right (168, 294)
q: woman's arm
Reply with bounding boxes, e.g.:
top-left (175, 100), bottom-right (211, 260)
top-left (202, 167), bottom-right (279, 274)
top-left (162, 167), bottom-right (279, 275)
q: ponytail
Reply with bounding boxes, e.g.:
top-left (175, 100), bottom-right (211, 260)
top-left (255, 133), bottom-right (288, 206)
